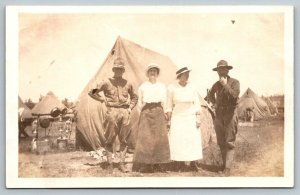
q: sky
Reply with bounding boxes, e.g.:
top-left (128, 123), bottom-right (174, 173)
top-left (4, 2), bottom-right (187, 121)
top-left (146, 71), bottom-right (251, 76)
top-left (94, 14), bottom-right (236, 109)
top-left (18, 8), bottom-right (285, 102)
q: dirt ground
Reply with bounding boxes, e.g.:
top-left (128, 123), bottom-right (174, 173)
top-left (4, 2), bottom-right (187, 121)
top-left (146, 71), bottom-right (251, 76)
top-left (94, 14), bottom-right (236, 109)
top-left (18, 116), bottom-right (284, 177)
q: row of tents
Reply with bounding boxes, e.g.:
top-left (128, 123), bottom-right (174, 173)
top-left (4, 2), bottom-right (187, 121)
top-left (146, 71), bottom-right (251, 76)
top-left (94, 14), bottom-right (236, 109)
top-left (237, 88), bottom-right (279, 121)
top-left (18, 91), bottom-right (67, 120)
top-left (18, 36), bottom-right (281, 152)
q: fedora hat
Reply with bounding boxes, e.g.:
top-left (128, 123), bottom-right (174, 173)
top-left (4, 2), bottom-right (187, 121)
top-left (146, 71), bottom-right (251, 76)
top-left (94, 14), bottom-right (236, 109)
top-left (147, 63), bottom-right (160, 73)
top-left (113, 57), bottom-right (125, 69)
top-left (176, 66), bottom-right (191, 77)
top-left (213, 60), bottom-right (233, 71)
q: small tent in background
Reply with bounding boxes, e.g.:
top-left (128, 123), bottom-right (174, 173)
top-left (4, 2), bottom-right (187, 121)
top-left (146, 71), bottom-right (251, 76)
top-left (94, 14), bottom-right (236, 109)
top-left (237, 88), bottom-right (271, 120)
top-left (263, 96), bottom-right (278, 115)
top-left (270, 95), bottom-right (284, 113)
top-left (18, 96), bottom-right (34, 137)
top-left (18, 96), bottom-right (33, 119)
top-left (75, 36), bottom-right (216, 152)
top-left (32, 91), bottom-right (66, 116)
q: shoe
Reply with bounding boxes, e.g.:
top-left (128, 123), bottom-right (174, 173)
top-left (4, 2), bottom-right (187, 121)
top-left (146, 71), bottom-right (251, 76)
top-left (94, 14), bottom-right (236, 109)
top-left (154, 164), bottom-right (167, 173)
top-left (223, 168), bottom-right (231, 176)
top-left (219, 164), bottom-right (225, 172)
top-left (107, 163), bottom-right (114, 174)
top-left (119, 162), bottom-right (129, 173)
top-left (192, 161), bottom-right (203, 172)
top-left (140, 164), bottom-right (154, 173)
top-left (178, 162), bottom-right (186, 172)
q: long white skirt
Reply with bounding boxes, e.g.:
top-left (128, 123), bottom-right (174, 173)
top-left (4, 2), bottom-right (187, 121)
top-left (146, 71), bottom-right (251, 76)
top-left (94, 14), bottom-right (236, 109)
top-left (168, 113), bottom-right (203, 161)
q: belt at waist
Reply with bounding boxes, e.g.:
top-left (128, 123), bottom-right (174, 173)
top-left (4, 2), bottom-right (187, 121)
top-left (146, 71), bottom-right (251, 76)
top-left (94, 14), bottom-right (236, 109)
top-left (106, 105), bottom-right (129, 109)
top-left (142, 102), bottom-right (162, 109)
top-left (216, 105), bottom-right (237, 108)
top-left (145, 102), bottom-right (161, 106)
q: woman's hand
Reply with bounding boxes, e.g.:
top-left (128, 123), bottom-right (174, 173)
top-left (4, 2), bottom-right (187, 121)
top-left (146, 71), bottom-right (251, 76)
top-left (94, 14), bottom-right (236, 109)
top-left (166, 112), bottom-right (172, 120)
top-left (164, 113), bottom-right (169, 121)
top-left (196, 122), bottom-right (201, 129)
top-left (196, 112), bottom-right (200, 129)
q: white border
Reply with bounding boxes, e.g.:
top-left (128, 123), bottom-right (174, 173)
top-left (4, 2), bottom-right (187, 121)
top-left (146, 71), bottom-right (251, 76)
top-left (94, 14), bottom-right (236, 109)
top-left (6, 5), bottom-right (294, 188)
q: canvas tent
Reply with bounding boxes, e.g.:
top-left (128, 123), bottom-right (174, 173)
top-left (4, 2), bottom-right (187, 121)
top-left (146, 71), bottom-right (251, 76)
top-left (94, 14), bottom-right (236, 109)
top-left (238, 88), bottom-right (271, 120)
top-left (31, 91), bottom-right (66, 116)
top-left (263, 96), bottom-right (278, 115)
top-left (18, 96), bottom-right (32, 119)
top-left (76, 36), bottom-right (216, 152)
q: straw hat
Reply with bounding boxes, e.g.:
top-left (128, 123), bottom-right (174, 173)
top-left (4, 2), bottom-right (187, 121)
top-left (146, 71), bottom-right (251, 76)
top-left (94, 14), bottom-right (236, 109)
top-left (147, 63), bottom-right (160, 74)
top-left (176, 66), bottom-right (191, 78)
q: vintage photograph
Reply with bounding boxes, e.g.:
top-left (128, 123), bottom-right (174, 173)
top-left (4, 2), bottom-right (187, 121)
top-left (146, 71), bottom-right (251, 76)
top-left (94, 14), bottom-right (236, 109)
top-left (6, 6), bottom-right (294, 188)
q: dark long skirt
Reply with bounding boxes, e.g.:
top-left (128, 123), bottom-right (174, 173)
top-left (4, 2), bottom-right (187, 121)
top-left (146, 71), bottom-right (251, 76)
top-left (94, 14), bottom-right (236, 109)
top-left (133, 104), bottom-right (170, 164)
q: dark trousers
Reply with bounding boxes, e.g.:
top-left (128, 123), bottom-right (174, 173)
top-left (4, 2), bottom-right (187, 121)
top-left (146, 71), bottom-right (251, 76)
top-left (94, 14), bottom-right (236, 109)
top-left (214, 107), bottom-right (238, 169)
top-left (103, 107), bottom-right (131, 153)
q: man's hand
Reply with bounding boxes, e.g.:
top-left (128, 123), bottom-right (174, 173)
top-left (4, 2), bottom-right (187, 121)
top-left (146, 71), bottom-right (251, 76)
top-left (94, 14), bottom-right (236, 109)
top-left (127, 108), bottom-right (132, 114)
top-left (219, 76), bottom-right (227, 86)
top-left (88, 92), bottom-right (105, 103)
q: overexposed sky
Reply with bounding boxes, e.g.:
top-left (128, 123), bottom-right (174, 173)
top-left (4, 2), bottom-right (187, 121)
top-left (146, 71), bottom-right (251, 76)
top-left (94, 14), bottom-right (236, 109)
top-left (19, 9), bottom-right (285, 102)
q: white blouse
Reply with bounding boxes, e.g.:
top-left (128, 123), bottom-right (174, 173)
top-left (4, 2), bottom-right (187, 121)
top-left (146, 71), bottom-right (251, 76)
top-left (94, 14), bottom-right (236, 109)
top-left (166, 82), bottom-right (201, 114)
top-left (138, 81), bottom-right (167, 112)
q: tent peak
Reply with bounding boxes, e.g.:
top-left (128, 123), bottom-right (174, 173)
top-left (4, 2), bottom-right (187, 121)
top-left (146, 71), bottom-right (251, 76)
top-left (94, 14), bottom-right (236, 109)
top-left (116, 35), bottom-right (123, 42)
top-left (47, 91), bottom-right (55, 96)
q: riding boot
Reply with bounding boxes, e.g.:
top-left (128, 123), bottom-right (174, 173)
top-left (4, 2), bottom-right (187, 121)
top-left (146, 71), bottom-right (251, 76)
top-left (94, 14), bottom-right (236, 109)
top-left (221, 149), bottom-right (226, 171)
top-left (119, 147), bottom-right (129, 173)
top-left (223, 149), bottom-right (234, 176)
top-left (106, 151), bottom-right (114, 173)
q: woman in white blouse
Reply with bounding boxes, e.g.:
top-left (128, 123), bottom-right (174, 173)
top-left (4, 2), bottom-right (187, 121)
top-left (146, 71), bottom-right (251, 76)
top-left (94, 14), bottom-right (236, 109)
top-left (133, 63), bottom-right (170, 173)
top-left (166, 66), bottom-right (203, 171)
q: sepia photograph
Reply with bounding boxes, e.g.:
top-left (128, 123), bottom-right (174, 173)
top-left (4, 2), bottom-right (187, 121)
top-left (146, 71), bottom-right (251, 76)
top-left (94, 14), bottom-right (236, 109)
top-left (6, 5), bottom-right (294, 188)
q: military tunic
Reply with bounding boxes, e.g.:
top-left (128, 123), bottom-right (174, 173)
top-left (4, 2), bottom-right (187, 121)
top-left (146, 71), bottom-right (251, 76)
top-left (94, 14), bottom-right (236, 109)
top-left (89, 77), bottom-right (138, 152)
top-left (208, 76), bottom-right (240, 169)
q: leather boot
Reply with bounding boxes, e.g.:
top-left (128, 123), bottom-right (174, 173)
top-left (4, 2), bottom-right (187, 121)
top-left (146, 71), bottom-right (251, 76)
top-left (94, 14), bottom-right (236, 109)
top-left (221, 149), bottom-right (226, 171)
top-left (106, 151), bottom-right (114, 173)
top-left (225, 149), bottom-right (234, 169)
top-left (119, 147), bottom-right (129, 173)
top-left (223, 149), bottom-right (234, 176)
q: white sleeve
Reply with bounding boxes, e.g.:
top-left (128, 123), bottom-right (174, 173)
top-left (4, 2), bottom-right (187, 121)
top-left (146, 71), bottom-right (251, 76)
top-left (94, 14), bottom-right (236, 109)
top-left (161, 84), bottom-right (167, 113)
top-left (193, 88), bottom-right (201, 114)
top-left (165, 84), bottom-right (174, 113)
top-left (137, 85), bottom-right (144, 112)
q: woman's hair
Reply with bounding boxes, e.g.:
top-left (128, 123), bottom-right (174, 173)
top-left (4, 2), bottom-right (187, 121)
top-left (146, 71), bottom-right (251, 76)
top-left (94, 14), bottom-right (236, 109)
top-left (177, 72), bottom-right (189, 79)
top-left (176, 74), bottom-right (182, 79)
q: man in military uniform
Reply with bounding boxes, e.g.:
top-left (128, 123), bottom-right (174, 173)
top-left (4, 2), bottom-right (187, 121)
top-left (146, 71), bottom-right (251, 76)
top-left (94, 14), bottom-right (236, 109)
top-left (89, 57), bottom-right (138, 173)
top-left (208, 60), bottom-right (240, 176)
top-left (245, 107), bottom-right (255, 122)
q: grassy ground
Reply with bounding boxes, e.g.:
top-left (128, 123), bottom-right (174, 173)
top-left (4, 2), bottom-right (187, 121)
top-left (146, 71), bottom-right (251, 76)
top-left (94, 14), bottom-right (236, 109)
top-left (18, 116), bottom-right (284, 177)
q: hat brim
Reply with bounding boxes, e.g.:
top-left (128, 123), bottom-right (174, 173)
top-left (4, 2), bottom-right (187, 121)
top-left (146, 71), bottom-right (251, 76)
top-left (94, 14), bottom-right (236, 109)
top-left (113, 65), bottom-right (125, 69)
top-left (213, 66), bottom-right (233, 71)
top-left (176, 69), bottom-right (191, 76)
top-left (147, 66), bottom-right (160, 72)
